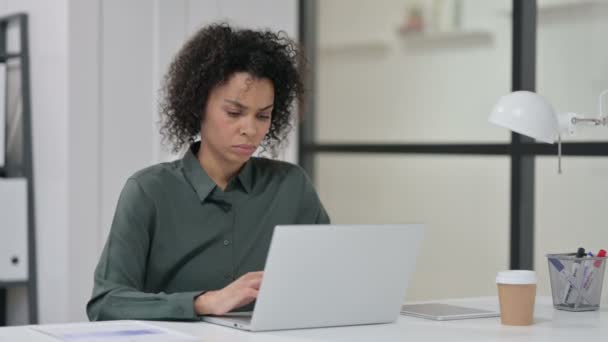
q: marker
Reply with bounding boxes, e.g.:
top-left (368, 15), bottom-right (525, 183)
top-left (582, 252), bottom-right (594, 285)
top-left (581, 249), bottom-right (607, 293)
top-left (563, 248), bottom-right (586, 303)
top-left (549, 257), bottom-right (593, 305)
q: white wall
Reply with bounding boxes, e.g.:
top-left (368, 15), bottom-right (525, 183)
top-left (99, 0), bottom-right (158, 253)
top-left (66, 0), bottom-right (101, 323)
top-left (4, 0), bottom-right (299, 325)
top-left (0, 0), bottom-right (70, 325)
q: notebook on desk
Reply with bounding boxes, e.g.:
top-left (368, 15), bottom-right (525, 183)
top-left (202, 224), bottom-right (425, 331)
top-left (400, 303), bottom-right (500, 321)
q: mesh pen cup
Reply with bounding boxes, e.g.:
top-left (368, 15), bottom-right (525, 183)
top-left (546, 254), bottom-right (607, 311)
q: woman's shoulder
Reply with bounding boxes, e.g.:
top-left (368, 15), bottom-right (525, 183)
top-left (250, 158), bottom-right (322, 210)
top-left (250, 157), bottom-right (310, 182)
top-left (126, 160), bottom-right (183, 189)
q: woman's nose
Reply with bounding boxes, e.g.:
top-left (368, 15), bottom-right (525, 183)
top-left (239, 116), bottom-right (257, 136)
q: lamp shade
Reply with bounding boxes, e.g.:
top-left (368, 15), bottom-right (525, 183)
top-left (489, 91), bottom-right (559, 144)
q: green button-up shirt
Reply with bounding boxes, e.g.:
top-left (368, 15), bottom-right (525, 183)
top-left (86, 142), bottom-right (329, 321)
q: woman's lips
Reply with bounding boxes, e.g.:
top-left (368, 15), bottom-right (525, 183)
top-left (232, 144), bottom-right (256, 155)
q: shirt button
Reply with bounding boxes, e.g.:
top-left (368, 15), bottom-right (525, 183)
top-left (223, 239), bottom-right (231, 246)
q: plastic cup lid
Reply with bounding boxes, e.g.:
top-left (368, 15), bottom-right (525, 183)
top-left (496, 270), bottom-right (537, 284)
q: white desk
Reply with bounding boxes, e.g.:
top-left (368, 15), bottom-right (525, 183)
top-left (1, 297), bottom-right (605, 341)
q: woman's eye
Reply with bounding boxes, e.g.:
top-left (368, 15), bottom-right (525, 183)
top-left (227, 111), bottom-right (241, 117)
top-left (258, 114), bottom-right (271, 120)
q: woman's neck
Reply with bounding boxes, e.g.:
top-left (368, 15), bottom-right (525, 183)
top-left (197, 144), bottom-right (242, 190)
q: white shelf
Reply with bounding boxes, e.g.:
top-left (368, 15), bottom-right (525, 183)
top-left (540, 0), bottom-right (606, 13)
top-left (499, 0), bottom-right (607, 15)
top-left (318, 30), bottom-right (493, 54)
top-left (319, 40), bottom-right (390, 55)
top-left (398, 30), bottom-right (493, 46)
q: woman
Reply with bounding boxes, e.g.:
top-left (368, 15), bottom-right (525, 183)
top-left (86, 24), bottom-right (329, 321)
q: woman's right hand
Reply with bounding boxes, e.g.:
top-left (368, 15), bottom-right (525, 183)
top-left (194, 271), bottom-right (264, 316)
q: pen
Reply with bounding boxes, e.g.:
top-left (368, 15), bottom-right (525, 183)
top-left (563, 247), bottom-right (586, 304)
top-left (581, 252), bottom-right (594, 285)
top-left (549, 257), bottom-right (593, 305)
top-left (581, 249), bottom-right (607, 293)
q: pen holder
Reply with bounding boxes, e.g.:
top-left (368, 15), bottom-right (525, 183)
top-left (546, 253), bottom-right (607, 311)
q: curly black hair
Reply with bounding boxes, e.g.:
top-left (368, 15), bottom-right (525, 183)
top-left (159, 23), bottom-right (305, 157)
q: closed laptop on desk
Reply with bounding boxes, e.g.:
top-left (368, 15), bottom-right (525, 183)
top-left (203, 224), bottom-right (424, 331)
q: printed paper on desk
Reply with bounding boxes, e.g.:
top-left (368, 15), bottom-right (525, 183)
top-left (32, 321), bottom-right (198, 342)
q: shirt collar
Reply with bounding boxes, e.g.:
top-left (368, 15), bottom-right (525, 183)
top-left (237, 157), bottom-right (254, 194)
top-left (181, 142), bottom-right (254, 202)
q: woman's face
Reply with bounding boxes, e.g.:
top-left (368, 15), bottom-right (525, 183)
top-left (201, 72), bottom-right (274, 166)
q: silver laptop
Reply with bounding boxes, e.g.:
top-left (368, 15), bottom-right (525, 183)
top-left (202, 224), bottom-right (424, 331)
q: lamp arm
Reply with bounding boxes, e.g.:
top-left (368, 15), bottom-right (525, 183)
top-left (571, 117), bottom-right (605, 125)
top-left (599, 89), bottom-right (608, 121)
top-left (554, 89), bottom-right (608, 174)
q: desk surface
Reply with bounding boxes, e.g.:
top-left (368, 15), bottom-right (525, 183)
top-left (1, 297), bottom-right (606, 341)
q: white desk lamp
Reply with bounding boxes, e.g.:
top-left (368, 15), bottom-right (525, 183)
top-left (489, 90), bottom-right (608, 173)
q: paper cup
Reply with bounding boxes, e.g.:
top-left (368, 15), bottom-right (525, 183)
top-left (496, 270), bottom-right (537, 326)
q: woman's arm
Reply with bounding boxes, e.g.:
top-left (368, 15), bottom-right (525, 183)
top-left (86, 178), bottom-right (204, 321)
top-left (86, 177), bottom-right (264, 321)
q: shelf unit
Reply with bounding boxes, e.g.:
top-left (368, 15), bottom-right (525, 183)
top-left (499, 0), bottom-right (608, 15)
top-left (319, 39), bottom-right (390, 55)
top-left (398, 30), bottom-right (493, 47)
top-left (0, 13), bottom-right (37, 326)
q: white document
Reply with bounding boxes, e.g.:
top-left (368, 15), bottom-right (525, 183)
top-left (0, 62), bottom-right (6, 167)
top-left (0, 177), bottom-right (28, 281)
top-left (32, 321), bottom-right (198, 342)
